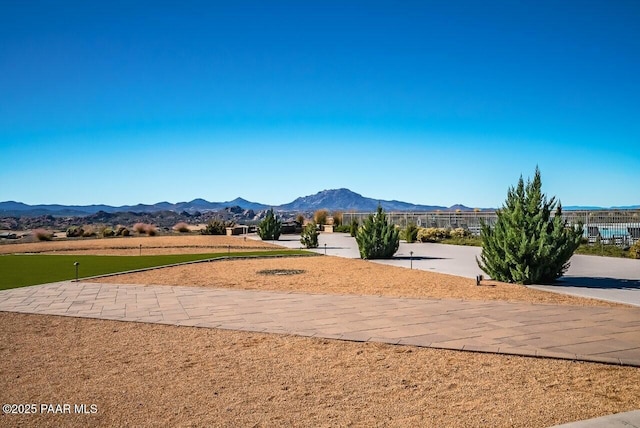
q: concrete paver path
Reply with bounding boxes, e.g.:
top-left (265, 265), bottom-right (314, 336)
top-left (1, 281), bottom-right (639, 366)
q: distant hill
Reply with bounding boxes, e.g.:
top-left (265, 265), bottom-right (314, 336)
top-left (278, 188), bottom-right (450, 212)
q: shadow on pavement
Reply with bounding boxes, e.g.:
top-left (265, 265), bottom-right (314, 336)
top-left (273, 237), bottom-right (300, 242)
top-left (557, 277), bottom-right (640, 290)
top-left (392, 256), bottom-right (449, 261)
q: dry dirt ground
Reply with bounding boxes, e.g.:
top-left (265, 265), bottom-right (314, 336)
top-left (1, 235), bottom-right (639, 427)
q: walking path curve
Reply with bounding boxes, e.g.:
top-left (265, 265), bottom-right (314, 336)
top-left (1, 281), bottom-right (639, 367)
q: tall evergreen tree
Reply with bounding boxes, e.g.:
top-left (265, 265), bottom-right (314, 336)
top-left (477, 167), bottom-right (583, 284)
top-left (257, 208), bottom-right (282, 241)
top-left (356, 206), bottom-right (400, 259)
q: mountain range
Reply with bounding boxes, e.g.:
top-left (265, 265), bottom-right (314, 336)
top-left (1, 188), bottom-right (637, 217)
top-left (1, 189), bottom-right (463, 217)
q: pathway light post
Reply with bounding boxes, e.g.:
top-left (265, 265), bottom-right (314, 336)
top-left (324, 243), bottom-right (327, 255)
top-left (74, 262), bottom-right (79, 282)
top-left (410, 251), bottom-right (413, 270)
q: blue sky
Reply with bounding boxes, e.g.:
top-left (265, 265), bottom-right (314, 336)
top-left (1, 0), bottom-right (638, 208)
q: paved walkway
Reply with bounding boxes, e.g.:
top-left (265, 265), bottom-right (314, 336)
top-left (1, 281), bottom-right (639, 366)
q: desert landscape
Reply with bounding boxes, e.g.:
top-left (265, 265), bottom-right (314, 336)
top-left (1, 234), bottom-right (639, 427)
top-left (4, 2), bottom-right (639, 426)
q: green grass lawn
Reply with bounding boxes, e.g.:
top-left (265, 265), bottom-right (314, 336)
top-left (0, 250), bottom-right (311, 290)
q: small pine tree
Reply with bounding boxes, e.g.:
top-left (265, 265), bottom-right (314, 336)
top-left (258, 208), bottom-right (282, 241)
top-left (477, 167), bottom-right (583, 285)
top-left (300, 222), bottom-right (319, 248)
top-left (356, 206), bottom-right (400, 259)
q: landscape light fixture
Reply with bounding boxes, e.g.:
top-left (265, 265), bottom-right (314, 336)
top-left (73, 262), bottom-right (79, 282)
top-left (410, 251), bottom-right (414, 270)
top-left (324, 243), bottom-right (327, 255)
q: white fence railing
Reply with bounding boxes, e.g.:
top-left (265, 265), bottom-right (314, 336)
top-left (342, 210), bottom-right (640, 246)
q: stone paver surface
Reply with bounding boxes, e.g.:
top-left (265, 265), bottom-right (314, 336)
top-left (1, 281), bottom-right (639, 366)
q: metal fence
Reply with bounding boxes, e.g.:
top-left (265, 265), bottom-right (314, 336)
top-left (343, 210), bottom-right (640, 247)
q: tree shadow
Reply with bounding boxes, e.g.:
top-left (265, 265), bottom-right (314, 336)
top-left (556, 277), bottom-right (640, 290)
top-left (277, 237), bottom-right (303, 242)
top-left (392, 256), bottom-right (449, 261)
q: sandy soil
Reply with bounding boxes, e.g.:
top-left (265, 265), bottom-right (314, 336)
top-left (2, 234), bottom-right (637, 426)
top-left (0, 235), bottom-right (280, 255)
top-left (1, 312), bottom-right (639, 428)
top-left (97, 255), bottom-right (623, 307)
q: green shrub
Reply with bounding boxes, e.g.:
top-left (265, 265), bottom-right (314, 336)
top-left (102, 227), bottom-right (115, 238)
top-left (333, 225), bottom-right (351, 233)
top-left (201, 219), bottom-right (230, 235)
top-left (417, 227), bottom-right (449, 242)
top-left (349, 219), bottom-right (359, 237)
top-left (115, 226), bottom-right (130, 237)
top-left (450, 227), bottom-right (470, 239)
top-left (355, 206), bottom-right (399, 259)
top-left (66, 226), bottom-right (84, 238)
top-left (258, 208), bottom-right (282, 241)
top-left (477, 167), bottom-right (583, 285)
top-left (300, 222), bottom-right (319, 248)
top-left (403, 223), bottom-right (418, 243)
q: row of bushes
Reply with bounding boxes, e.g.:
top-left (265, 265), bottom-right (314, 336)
top-left (34, 224), bottom-right (140, 241)
top-left (66, 225), bottom-right (133, 239)
top-left (401, 226), bottom-right (472, 243)
top-left (41, 218), bottom-right (242, 241)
